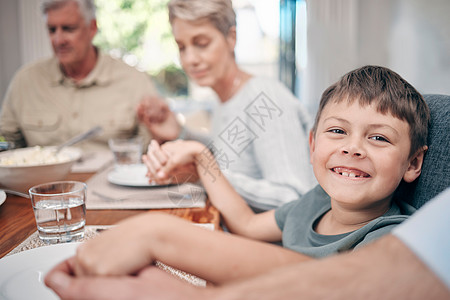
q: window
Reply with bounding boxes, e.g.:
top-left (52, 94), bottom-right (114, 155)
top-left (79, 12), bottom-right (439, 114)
top-left (94, 0), bottom-right (283, 102)
top-left (94, 0), bottom-right (187, 97)
top-left (279, 0), bottom-right (306, 97)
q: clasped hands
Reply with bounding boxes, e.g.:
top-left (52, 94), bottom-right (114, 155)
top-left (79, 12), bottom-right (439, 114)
top-left (43, 139), bottom-right (210, 299)
top-left (49, 139), bottom-right (206, 278)
top-left (136, 95), bottom-right (182, 143)
top-left (44, 212), bottom-right (206, 299)
top-left (143, 139), bottom-right (203, 185)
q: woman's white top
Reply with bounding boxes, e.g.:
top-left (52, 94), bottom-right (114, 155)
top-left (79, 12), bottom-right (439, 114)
top-left (196, 76), bottom-right (316, 210)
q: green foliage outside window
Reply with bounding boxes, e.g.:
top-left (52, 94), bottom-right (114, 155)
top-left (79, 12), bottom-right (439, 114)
top-left (93, 0), bottom-right (188, 96)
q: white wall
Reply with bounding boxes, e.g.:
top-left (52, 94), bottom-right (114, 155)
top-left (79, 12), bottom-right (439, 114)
top-left (302, 0), bottom-right (450, 115)
top-left (0, 0), bottom-right (51, 108)
top-left (0, 0), bottom-right (21, 104)
top-left (388, 0), bottom-right (450, 96)
top-left (18, 0), bottom-right (53, 65)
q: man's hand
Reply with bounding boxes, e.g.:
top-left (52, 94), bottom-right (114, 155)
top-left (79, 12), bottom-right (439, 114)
top-left (137, 96), bottom-right (181, 143)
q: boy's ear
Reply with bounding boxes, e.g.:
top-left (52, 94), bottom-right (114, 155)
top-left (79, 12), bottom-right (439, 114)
top-left (309, 130), bottom-right (315, 164)
top-left (403, 146), bottom-right (427, 183)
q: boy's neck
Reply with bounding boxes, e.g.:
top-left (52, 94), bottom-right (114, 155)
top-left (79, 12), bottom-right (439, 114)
top-left (315, 200), bottom-right (391, 235)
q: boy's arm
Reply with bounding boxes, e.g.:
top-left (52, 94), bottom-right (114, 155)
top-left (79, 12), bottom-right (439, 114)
top-left (195, 150), bottom-right (282, 241)
top-left (74, 212), bottom-right (309, 284)
top-left (146, 140), bottom-right (283, 242)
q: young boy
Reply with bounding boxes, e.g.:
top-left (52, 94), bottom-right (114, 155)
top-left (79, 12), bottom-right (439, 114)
top-left (57, 65), bottom-right (429, 284)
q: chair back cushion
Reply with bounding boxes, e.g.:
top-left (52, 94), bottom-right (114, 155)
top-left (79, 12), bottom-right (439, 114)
top-left (397, 94), bottom-right (450, 208)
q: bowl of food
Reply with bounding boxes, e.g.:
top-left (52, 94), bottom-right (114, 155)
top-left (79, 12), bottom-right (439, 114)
top-left (0, 146), bottom-right (82, 193)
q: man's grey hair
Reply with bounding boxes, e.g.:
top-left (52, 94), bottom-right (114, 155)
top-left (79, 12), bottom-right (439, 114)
top-left (42, 0), bottom-right (96, 24)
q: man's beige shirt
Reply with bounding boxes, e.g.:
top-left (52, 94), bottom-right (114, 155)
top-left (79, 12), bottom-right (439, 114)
top-left (0, 52), bottom-right (157, 151)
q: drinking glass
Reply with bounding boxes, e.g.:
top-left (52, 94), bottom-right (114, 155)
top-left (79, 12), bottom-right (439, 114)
top-left (29, 181), bottom-right (86, 244)
top-left (108, 137), bottom-right (143, 170)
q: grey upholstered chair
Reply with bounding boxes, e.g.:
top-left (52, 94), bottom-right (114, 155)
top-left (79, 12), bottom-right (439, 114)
top-left (396, 94), bottom-right (450, 209)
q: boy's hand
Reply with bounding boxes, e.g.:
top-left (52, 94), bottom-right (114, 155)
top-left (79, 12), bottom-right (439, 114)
top-left (143, 139), bottom-right (203, 184)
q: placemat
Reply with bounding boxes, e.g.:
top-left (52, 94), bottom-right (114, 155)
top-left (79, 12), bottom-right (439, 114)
top-left (5, 226), bottom-right (111, 257)
top-left (86, 166), bottom-right (206, 209)
top-left (5, 225), bottom-right (213, 287)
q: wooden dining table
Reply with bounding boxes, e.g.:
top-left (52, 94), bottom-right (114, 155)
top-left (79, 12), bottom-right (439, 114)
top-left (0, 172), bottom-right (220, 259)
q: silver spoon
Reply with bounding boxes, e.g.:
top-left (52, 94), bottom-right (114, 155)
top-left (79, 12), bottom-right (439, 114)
top-left (55, 126), bottom-right (103, 153)
top-left (0, 189), bottom-right (30, 198)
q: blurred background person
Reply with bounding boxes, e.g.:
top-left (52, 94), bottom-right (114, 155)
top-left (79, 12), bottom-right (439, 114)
top-left (138, 0), bottom-right (316, 212)
top-left (0, 0), bottom-right (159, 152)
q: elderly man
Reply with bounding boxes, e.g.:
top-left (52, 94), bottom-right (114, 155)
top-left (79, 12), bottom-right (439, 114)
top-left (0, 0), bottom-right (158, 151)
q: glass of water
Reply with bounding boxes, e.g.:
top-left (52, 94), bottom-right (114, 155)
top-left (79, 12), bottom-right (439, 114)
top-left (108, 137), bottom-right (143, 170)
top-left (29, 181), bottom-right (86, 244)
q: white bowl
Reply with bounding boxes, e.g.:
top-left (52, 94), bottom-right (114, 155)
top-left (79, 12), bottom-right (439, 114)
top-left (0, 146), bottom-right (82, 193)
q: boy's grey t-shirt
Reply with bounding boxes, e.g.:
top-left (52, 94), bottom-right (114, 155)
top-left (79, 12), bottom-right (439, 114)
top-left (275, 185), bottom-right (416, 258)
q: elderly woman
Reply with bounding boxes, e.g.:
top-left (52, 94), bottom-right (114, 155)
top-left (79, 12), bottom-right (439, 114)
top-left (138, 0), bottom-right (315, 211)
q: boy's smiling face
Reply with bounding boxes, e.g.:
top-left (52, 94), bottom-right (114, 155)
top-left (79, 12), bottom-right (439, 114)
top-left (310, 100), bottom-right (423, 210)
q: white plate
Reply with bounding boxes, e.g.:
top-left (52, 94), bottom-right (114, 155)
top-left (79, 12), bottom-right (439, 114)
top-left (107, 164), bottom-right (158, 187)
top-left (0, 190), bottom-right (5, 206)
top-left (0, 242), bottom-right (80, 300)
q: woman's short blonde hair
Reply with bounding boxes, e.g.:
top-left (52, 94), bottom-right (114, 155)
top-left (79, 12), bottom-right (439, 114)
top-left (168, 0), bottom-right (236, 36)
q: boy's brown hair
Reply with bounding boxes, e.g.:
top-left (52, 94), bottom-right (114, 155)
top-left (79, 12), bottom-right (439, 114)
top-left (312, 65), bottom-right (430, 157)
